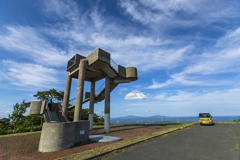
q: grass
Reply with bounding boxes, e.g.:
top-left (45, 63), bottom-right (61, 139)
top-left (0, 130), bottom-right (41, 138)
top-left (214, 122), bottom-right (240, 124)
top-left (60, 122), bottom-right (198, 160)
top-left (133, 123), bottom-right (191, 126)
top-left (1, 122), bottom-right (238, 139)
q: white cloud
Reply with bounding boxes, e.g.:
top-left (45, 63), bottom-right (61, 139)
top-left (125, 90), bottom-right (148, 100)
top-left (2, 60), bottom-right (58, 89)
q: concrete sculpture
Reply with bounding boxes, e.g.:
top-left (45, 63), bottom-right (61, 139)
top-left (29, 48), bottom-right (137, 152)
top-left (62, 48), bottom-right (138, 132)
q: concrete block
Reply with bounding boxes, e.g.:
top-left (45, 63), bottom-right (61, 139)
top-left (29, 101), bottom-right (42, 115)
top-left (86, 48), bottom-right (110, 66)
top-left (39, 122), bottom-right (75, 152)
top-left (126, 67), bottom-right (138, 81)
top-left (74, 120), bottom-right (90, 143)
top-left (98, 48), bottom-right (110, 63)
top-left (67, 54), bottom-right (86, 71)
top-left (40, 100), bottom-right (47, 114)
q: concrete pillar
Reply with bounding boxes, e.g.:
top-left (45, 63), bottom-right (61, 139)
top-left (89, 80), bottom-right (95, 130)
top-left (104, 76), bottom-right (111, 133)
top-left (74, 59), bottom-right (87, 122)
top-left (62, 72), bottom-right (72, 118)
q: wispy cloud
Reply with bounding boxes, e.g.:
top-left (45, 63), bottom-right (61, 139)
top-left (154, 88), bottom-right (240, 106)
top-left (0, 26), bottom-right (71, 67)
top-left (0, 111), bottom-right (11, 118)
top-left (119, 0), bottom-right (239, 28)
top-left (0, 104), bottom-right (7, 108)
top-left (125, 90), bottom-right (148, 100)
top-left (2, 60), bottom-right (59, 89)
top-left (155, 91), bottom-right (197, 101)
top-left (148, 27), bottom-right (240, 89)
top-left (118, 88), bottom-right (127, 95)
top-left (34, 0), bottom-right (191, 71)
top-left (125, 88), bottom-right (240, 116)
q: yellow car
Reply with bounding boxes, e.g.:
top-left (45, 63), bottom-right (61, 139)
top-left (198, 113), bottom-right (214, 125)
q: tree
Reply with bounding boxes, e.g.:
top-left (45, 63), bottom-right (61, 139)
top-left (24, 115), bottom-right (41, 127)
top-left (0, 117), bottom-right (11, 135)
top-left (234, 117), bottom-right (240, 122)
top-left (67, 108), bottom-right (89, 121)
top-left (33, 88), bottom-right (64, 102)
top-left (0, 117), bottom-right (10, 125)
top-left (82, 108), bottom-right (89, 120)
top-left (67, 109), bottom-right (74, 122)
top-left (67, 108), bottom-right (103, 122)
top-left (8, 100), bottom-right (30, 133)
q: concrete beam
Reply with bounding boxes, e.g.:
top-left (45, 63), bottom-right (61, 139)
top-left (86, 48), bottom-right (110, 66)
top-left (74, 59), bottom-right (87, 122)
top-left (29, 101), bottom-right (42, 114)
top-left (101, 64), bottom-right (117, 78)
top-left (104, 76), bottom-right (111, 133)
top-left (89, 80), bottom-right (95, 130)
top-left (113, 79), bottom-right (131, 83)
top-left (62, 72), bottom-right (72, 118)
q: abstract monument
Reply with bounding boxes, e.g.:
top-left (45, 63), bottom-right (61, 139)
top-left (29, 48), bottom-right (138, 152)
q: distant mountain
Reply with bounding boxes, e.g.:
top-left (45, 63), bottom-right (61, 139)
top-left (149, 115), bottom-right (168, 118)
top-left (117, 115), bottom-right (141, 119)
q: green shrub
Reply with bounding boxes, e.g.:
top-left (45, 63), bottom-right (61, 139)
top-left (32, 125), bottom-right (42, 131)
top-left (0, 128), bottom-right (8, 135)
top-left (24, 126), bottom-right (31, 132)
top-left (93, 122), bottom-right (104, 125)
top-left (93, 122), bottom-right (113, 125)
top-left (15, 126), bottom-right (25, 133)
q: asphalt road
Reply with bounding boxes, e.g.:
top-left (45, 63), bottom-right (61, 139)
top-left (104, 124), bottom-right (240, 160)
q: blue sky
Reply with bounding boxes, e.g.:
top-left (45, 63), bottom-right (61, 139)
top-left (1, 0), bottom-right (240, 118)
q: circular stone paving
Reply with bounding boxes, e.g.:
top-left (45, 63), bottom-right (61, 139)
top-left (89, 135), bottom-right (122, 142)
